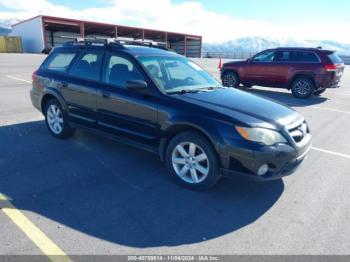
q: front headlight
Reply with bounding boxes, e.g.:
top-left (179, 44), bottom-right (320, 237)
top-left (235, 126), bottom-right (287, 146)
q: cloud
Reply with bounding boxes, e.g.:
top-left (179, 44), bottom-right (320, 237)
top-left (0, 0), bottom-right (349, 43)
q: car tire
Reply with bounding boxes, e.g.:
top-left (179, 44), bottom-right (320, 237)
top-left (291, 78), bottom-right (315, 98)
top-left (165, 131), bottom-right (221, 190)
top-left (222, 71), bottom-right (239, 88)
top-left (44, 99), bottom-right (75, 139)
top-left (314, 89), bottom-right (326, 96)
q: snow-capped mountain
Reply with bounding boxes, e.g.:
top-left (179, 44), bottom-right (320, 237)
top-left (0, 19), bottom-right (20, 29)
top-left (0, 19), bottom-right (20, 35)
top-left (203, 37), bottom-right (350, 56)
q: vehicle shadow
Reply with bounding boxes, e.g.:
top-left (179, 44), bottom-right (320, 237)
top-left (0, 120), bottom-right (284, 247)
top-left (241, 87), bottom-right (328, 107)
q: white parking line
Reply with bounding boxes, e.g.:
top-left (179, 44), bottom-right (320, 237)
top-left (312, 147), bottom-right (350, 159)
top-left (327, 92), bottom-right (350, 97)
top-left (6, 75), bottom-right (31, 83)
top-left (311, 106), bottom-right (350, 115)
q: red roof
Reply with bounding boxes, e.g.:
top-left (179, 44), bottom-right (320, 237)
top-left (12, 15), bottom-right (202, 39)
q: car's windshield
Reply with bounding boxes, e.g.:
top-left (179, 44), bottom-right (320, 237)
top-left (137, 55), bottom-right (221, 93)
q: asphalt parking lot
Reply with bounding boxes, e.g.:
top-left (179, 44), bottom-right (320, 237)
top-left (1, 53), bottom-right (350, 257)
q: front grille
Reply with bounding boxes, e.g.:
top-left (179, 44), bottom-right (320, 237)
top-left (287, 120), bottom-right (310, 143)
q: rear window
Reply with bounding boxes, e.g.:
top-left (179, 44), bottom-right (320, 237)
top-left (46, 52), bottom-right (76, 72)
top-left (69, 52), bottom-right (103, 81)
top-left (327, 52), bottom-right (343, 64)
top-left (274, 51), bottom-right (321, 63)
top-left (295, 51), bottom-right (320, 63)
top-left (274, 51), bottom-right (291, 62)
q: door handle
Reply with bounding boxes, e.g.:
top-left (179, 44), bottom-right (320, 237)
top-left (101, 91), bottom-right (111, 98)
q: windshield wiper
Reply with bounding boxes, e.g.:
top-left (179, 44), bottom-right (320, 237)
top-left (202, 86), bottom-right (225, 90)
top-left (167, 89), bottom-right (203, 95)
top-left (168, 86), bottom-right (224, 95)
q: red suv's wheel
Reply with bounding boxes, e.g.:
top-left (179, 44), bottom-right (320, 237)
top-left (222, 71), bottom-right (239, 88)
top-left (291, 78), bottom-right (315, 98)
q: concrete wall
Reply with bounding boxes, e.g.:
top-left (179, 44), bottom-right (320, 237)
top-left (11, 17), bottom-right (44, 53)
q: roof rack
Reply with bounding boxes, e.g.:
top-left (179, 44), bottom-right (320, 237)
top-left (62, 36), bottom-right (169, 51)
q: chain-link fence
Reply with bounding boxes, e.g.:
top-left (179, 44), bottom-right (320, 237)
top-left (201, 52), bottom-right (255, 59)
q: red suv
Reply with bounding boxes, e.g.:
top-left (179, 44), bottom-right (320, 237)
top-left (221, 48), bottom-right (345, 98)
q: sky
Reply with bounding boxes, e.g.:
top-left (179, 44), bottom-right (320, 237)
top-left (0, 0), bottom-right (349, 43)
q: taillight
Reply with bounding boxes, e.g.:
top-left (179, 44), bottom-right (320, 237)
top-left (325, 64), bottom-right (337, 72)
top-left (32, 70), bottom-right (38, 81)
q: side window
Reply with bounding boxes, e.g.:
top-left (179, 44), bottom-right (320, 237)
top-left (253, 51), bottom-right (275, 62)
top-left (69, 52), bottom-right (103, 81)
top-left (46, 52), bottom-right (76, 72)
top-left (104, 54), bottom-right (144, 88)
top-left (274, 51), bottom-right (291, 62)
top-left (296, 51), bottom-right (320, 63)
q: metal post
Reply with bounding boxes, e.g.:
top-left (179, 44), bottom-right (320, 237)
top-left (41, 16), bottom-right (47, 51)
top-left (184, 36), bottom-right (187, 57)
top-left (142, 29), bottom-right (145, 41)
top-left (80, 22), bottom-right (84, 37)
top-left (115, 26), bottom-right (118, 38)
top-left (165, 32), bottom-right (168, 48)
top-left (50, 30), bottom-right (54, 47)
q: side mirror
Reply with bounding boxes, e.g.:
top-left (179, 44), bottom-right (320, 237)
top-left (126, 80), bottom-right (149, 93)
top-left (246, 58), bottom-right (252, 62)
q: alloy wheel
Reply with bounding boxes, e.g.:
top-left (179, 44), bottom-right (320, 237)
top-left (47, 104), bottom-right (64, 134)
top-left (223, 73), bottom-right (237, 87)
top-left (295, 80), bottom-right (311, 96)
top-left (171, 142), bottom-right (209, 184)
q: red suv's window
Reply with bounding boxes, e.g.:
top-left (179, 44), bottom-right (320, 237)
top-left (294, 51), bottom-right (320, 63)
top-left (252, 51), bottom-right (275, 62)
top-left (274, 51), bottom-right (291, 62)
top-left (327, 52), bottom-right (343, 64)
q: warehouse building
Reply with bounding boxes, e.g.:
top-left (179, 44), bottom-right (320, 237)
top-left (10, 15), bottom-right (202, 57)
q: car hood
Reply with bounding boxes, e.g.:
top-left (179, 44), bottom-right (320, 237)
top-left (175, 88), bottom-right (302, 129)
top-left (223, 60), bottom-right (247, 67)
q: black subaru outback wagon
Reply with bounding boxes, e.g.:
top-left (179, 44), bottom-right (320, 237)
top-left (30, 40), bottom-right (312, 190)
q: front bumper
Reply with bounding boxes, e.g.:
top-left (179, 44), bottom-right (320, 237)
top-left (219, 137), bottom-right (312, 181)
